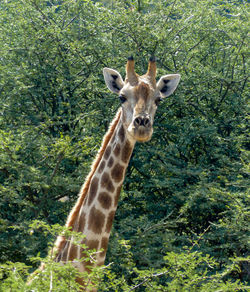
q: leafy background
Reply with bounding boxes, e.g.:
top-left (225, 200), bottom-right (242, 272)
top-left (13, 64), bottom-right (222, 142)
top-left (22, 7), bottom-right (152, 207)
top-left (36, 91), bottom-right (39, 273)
top-left (0, 0), bottom-right (249, 290)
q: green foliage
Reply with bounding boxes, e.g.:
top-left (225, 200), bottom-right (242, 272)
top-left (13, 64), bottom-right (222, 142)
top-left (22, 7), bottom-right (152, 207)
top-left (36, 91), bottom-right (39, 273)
top-left (0, 222), bottom-right (107, 291)
top-left (0, 223), bottom-right (248, 291)
top-left (0, 0), bottom-right (249, 289)
top-left (128, 250), bottom-right (248, 291)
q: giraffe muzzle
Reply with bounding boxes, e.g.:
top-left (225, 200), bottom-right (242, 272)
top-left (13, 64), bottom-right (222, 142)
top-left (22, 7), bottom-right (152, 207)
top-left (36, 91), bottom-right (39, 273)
top-left (129, 115), bottom-right (153, 142)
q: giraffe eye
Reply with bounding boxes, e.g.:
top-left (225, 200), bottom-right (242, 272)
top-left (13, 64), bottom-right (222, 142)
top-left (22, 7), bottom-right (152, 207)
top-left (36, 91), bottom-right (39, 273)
top-left (119, 95), bottom-right (127, 104)
top-left (155, 97), bottom-right (163, 106)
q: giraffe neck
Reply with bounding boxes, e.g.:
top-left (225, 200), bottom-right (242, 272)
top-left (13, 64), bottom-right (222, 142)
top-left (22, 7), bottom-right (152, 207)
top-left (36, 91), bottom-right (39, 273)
top-left (56, 110), bottom-right (135, 271)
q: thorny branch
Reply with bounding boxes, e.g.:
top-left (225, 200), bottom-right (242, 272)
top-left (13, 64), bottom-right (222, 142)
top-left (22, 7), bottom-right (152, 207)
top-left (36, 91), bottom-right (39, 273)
top-left (128, 270), bottom-right (170, 291)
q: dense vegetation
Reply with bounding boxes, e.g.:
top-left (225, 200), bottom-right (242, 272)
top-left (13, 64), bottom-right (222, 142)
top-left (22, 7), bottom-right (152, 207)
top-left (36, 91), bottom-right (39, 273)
top-left (0, 0), bottom-right (249, 290)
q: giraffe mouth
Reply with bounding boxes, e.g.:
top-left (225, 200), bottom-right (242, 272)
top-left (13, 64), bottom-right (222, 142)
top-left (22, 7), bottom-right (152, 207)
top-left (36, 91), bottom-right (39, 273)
top-left (128, 126), bottom-right (153, 142)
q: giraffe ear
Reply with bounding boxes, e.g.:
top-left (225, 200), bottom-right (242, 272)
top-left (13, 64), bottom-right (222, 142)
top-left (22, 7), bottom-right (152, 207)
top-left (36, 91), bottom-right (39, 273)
top-left (103, 68), bottom-right (125, 94)
top-left (156, 74), bottom-right (181, 98)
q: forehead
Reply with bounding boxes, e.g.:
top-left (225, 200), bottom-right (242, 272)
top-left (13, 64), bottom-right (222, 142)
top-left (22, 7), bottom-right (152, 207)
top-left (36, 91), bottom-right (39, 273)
top-left (121, 79), bottom-right (155, 100)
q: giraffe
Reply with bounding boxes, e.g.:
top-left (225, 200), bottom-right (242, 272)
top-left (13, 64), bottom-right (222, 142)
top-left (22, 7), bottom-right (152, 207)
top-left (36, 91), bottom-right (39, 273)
top-left (52, 57), bottom-right (180, 290)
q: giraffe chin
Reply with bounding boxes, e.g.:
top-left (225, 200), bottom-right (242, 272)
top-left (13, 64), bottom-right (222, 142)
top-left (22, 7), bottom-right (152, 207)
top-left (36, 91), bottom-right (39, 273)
top-left (128, 128), bottom-right (153, 143)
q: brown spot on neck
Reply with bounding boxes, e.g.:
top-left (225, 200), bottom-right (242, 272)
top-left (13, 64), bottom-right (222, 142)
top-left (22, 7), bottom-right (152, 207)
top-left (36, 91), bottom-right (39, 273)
top-left (77, 211), bottom-right (86, 232)
top-left (113, 143), bottom-right (121, 157)
top-left (88, 206), bottom-right (105, 234)
top-left (104, 145), bottom-right (111, 160)
top-left (107, 156), bottom-right (114, 168)
top-left (98, 192), bottom-right (112, 209)
top-left (121, 140), bottom-right (133, 163)
top-left (111, 163), bottom-right (124, 183)
top-left (87, 177), bottom-right (99, 206)
top-left (98, 160), bottom-right (106, 174)
top-left (86, 239), bottom-right (99, 251)
top-left (111, 131), bottom-right (116, 144)
top-left (106, 211), bottom-right (115, 233)
top-left (100, 237), bottom-right (109, 258)
top-left (118, 125), bottom-right (125, 143)
top-left (114, 185), bottom-right (122, 207)
top-left (101, 172), bottom-right (115, 192)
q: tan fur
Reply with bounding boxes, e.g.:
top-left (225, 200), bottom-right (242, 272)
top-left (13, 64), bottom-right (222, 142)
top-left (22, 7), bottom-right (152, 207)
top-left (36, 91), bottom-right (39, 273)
top-left (134, 82), bottom-right (150, 101)
top-left (54, 109), bottom-right (122, 255)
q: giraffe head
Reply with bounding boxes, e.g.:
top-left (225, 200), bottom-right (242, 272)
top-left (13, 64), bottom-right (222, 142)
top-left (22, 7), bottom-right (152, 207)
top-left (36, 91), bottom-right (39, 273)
top-left (103, 57), bottom-right (180, 142)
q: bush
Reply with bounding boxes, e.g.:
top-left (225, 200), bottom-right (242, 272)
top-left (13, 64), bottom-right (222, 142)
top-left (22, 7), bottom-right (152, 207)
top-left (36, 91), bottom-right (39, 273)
top-left (0, 222), bottom-right (248, 291)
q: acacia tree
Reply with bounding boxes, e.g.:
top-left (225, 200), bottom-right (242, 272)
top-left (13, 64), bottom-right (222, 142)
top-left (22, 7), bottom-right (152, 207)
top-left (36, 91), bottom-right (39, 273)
top-left (0, 0), bottom-right (248, 288)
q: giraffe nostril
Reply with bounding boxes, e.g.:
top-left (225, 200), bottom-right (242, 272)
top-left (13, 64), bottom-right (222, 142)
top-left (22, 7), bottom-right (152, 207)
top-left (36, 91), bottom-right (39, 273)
top-left (134, 117), bottom-right (142, 127)
top-left (134, 116), bottom-right (151, 127)
top-left (142, 117), bottom-right (150, 127)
